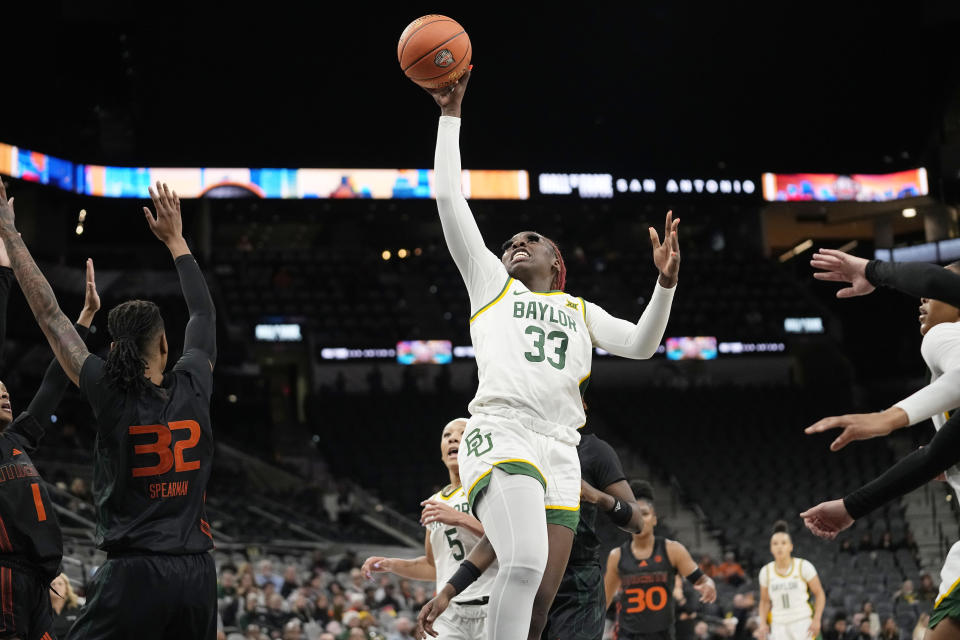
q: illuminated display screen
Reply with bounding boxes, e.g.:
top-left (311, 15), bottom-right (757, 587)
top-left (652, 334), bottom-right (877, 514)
top-left (396, 340), bottom-right (453, 365)
top-left (665, 336), bottom-right (718, 361)
top-left (0, 142), bottom-right (529, 200)
top-left (254, 324), bottom-right (302, 342)
top-left (537, 173), bottom-right (758, 199)
top-left (762, 169), bottom-right (928, 202)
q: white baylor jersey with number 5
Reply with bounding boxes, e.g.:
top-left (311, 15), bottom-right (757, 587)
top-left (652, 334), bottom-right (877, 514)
top-left (427, 485), bottom-right (495, 604)
top-left (468, 277), bottom-right (593, 445)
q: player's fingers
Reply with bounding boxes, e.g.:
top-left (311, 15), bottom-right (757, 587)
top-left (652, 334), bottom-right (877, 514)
top-left (143, 207), bottom-right (157, 228)
top-left (836, 287), bottom-right (859, 298)
top-left (86, 258), bottom-right (95, 285)
top-left (830, 431), bottom-right (852, 451)
top-left (0, 181), bottom-right (6, 200)
top-left (812, 271), bottom-right (845, 282)
top-left (805, 417), bottom-right (844, 434)
top-left (648, 226), bottom-right (661, 249)
top-left (664, 210), bottom-right (672, 240)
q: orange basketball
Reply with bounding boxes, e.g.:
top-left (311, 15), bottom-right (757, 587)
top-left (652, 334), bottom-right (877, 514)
top-left (398, 15), bottom-right (471, 89)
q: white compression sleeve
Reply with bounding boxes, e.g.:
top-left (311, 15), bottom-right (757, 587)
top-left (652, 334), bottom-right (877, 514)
top-left (435, 116), bottom-right (509, 312)
top-left (895, 323), bottom-right (960, 424)
top-left (476, 467), bottom-right (548, 639)
top-left (585, 282), bottom-right (676, 359)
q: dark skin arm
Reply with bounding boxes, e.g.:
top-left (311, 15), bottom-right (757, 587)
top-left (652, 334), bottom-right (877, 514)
top-left (581, 478), bottom-right (644, 533)
top-left (0, 182), bottom-right (89, 385)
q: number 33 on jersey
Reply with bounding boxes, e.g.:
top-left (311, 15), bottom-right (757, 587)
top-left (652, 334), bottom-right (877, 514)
top-left (469, 278), bottom-right (593, 434)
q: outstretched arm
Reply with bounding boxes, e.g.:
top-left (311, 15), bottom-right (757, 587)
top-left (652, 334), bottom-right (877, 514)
top-left (0, 241), bottom-right (13, 367)
top-left (25, 259), bottom-right (100, 423)
top-left (812, 248), bottom-right (960, 306)
top-left (143, 182), bottom-right (216, 368)
top-left (585, 211), bottom-right (678, 359)
top-left (802, 411), bottom-right (960, 539)
top-left (0, 183), bottom-right (89, 385)
top-left (428, 71), bottom-right (509, 313)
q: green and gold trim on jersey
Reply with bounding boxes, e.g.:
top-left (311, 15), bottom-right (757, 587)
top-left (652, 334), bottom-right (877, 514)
top-left (436, 484), bottom-right (464, 502)
top-left (466, 458), bottom-right (547, 511)
top-left (470, 277), bottom-right (514, 324)
top-left (545, 504), bottom-right (581, 532)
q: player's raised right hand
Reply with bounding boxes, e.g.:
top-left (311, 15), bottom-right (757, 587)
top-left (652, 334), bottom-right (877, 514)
top-left (424, 68), bottom-right (471, 117)
top-left (360, 555), bottom-right (391, 580)
top-left (810, 248), bottom-right (874, 298)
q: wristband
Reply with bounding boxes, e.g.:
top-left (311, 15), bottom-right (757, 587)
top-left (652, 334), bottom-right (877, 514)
top-left (686, 568), bottom-right (705, 583)
top-left (607, 498), bottom-right (633, 527)
top-left (447, 560), bottom-right (482, 595)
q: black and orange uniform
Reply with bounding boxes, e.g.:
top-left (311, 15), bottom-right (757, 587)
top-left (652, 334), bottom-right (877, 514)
top-left (68, 254), bottom-right (218, 640)
top-left (0, 265), bottom-right (90, 640)
top-left (614, 537), bottom-right (677, 640)
top-left (542, 430), bottom-right (627, 640)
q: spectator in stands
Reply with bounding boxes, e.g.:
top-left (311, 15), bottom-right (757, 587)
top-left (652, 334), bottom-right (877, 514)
top-left (358, 611), bottom-right (386, 640)
top-left (348, 629), bottom-right (366, 640)
top-left (715, 551), bottom-right (746, 586)
top-left (840, 539), bottom-right (856, 554)
top-left (257, 559), bottom-right (284, 590)
top-left (244, 623), bottom-right (267, 640)
top-left (694, 620), bottom-right (711, 640)
top-left (320, 634), bottom-right (336, 640)
top-left (281, 565), bottom-right (300, 598)
top-left (50, 573), bottom-right (82, 637)
top-left (376, 582), bottom-right (402, 612)
top-left (860, 601), bottom-right (881, 638)
top-left (238, 572), bottom-right (258, 599)
top-left (396, 579), bottom-right (413, 611)
top-left (389, 616), bottom-right (416, 640)
top-left (912, 613), bottom-right (930, 640)
top-left (219, 569), bottom-right (241, 628)
top-left (732, 591), bottom-right (758, 640)
top-left (333, 550), bottom-right (358, 573)
top-left (289, 590), bottom-right (315, 625)
top-left (880, 532), bottom-right (894, 551)
top-left (918, 574), bottom-right (937, 603)
top-left (824, 613), bottom-right (855, 640)
top-left (904, 532), bottom-right (919, 557)
top-left (239, 592), bottom-right (270, 630)
top-left (859, 533), bottom-right (875, 551)
top-left (893, 579), bottom-right (919, 614)
top-left (857, 619), bottom-right (875, 640)
top-left (282, 618), bottom-right (304, 640)
top-left (880, 617), bottom-right (900, 640)
top-left (411, 586), bottom-right (429, 612)
top-left (236, 234), bottom-right (254, 252)
top-left (700, 554), bottom-right (719, 578)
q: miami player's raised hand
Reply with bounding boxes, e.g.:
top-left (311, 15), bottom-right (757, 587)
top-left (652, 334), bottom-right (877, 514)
top-left (810, 248), bottom-right (874, 298)
top-left (800, 499), bottom-right (854, 540)
top-left (650, 210), bottom-right (680, 288)
top-left (144, 181), bottom-right (189, 258)
top-left (424, 68), bottom-right (471, 118)
top-left (78, 259), bottom-right (100, 328)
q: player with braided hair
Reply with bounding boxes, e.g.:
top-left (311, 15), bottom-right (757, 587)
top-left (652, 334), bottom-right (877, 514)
top-left (415, 70), bottom-right (679, 640)
top-left (0, 180), bottom-right (218, 639)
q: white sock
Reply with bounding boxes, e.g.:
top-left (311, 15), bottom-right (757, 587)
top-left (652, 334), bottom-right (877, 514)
top-left (476, 467), bottom-right (548, 640)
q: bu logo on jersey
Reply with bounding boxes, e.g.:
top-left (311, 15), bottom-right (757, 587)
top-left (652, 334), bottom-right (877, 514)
top-left (464, 428), bottom-right (493, 458)
top-left (434, 49), bottom-right (455, 67)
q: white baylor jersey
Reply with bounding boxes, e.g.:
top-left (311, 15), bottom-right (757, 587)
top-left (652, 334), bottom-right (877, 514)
top-left (468, 278), bottom-right (593, 445)
top-left (759, 558), bottom-right (818, 624)
top-left (427, 485), bottom-right (495, 603)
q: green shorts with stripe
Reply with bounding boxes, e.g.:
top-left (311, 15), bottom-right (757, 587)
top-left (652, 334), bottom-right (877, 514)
top-left (931, 583), bottom-right (960, 629)
top-left (459, 413), bottom-right (581, 532)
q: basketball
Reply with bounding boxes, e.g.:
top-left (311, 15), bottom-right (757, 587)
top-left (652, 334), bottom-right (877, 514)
top-left (398, 15), bottom-right (471, 89)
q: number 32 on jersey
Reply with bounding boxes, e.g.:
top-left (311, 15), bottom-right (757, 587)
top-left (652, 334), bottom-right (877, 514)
top-left (129, 420), bottom-right (201, 499)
